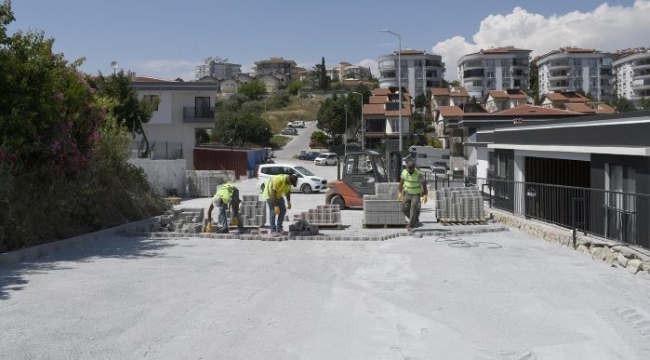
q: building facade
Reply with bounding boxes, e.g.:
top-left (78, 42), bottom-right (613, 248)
top-left (613, 47), bottom-right (650, 105)
top-left (536, 47), bottom-right (614, 103)
top-left (378, 49), bottom-right (443, 98)
top-left (195, 61), bottom-right (241, 80)
top-left (132, 76), bottom-right (219, 170)
top-left (327, 62), bottom-right (372, 82)
top-left (362, 87), bottom-right (412, 150)
top-left (457, 46), bottom-right (532, 100)
top-left (253, 57), bottom-right (298, 83)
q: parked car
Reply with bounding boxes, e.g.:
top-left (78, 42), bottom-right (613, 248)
top-left (281, 127), bottom-right (298, 135)
top-left (256, 164), bottom-right (327, 194)
top-left (287, 120), bottom-right (305, 128)
top-left (430, 162), bottom-right (450, 177)
top-left (314, 152), bottom-right (339, 166)
top-left (298, 151), bottom-right (321, 161)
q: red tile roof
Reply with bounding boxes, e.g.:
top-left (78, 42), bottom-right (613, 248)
top-left (369, 96), bottom-right (389, 104)
top-left (373, 88), bottom-right (391, 96)
top-left (488, 90), bottom-right (509, 99)
top-left (438, 106), bottom-right (464, 117)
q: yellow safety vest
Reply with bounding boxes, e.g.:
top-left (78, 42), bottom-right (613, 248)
top-left (262, 175), bottom-right (291, 200)
top-left (401, 169), bottom-right (422, 195)
top-left (215, 183), bottom-right (235, 204)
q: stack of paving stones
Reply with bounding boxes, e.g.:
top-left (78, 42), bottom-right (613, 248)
top-left (292, 205), bottom-right (341, 226)
top-left (150, 208), bottom-right (205, 234)
top-left (224, 194), bottom-right (267, 228)
top-left (363, 182), bottom-right (405, 226)
top-left (435, 186), bottom-right (485, 223)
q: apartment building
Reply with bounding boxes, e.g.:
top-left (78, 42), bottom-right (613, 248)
top-left (195, 60), bottom-right (241, 80)
top-left (131, 76), bottom-right (219, 169)
top-left (377, 49), bottom-right (443, 98)
top-left (457, 46), bottom-right (532, 100)
top-left (362, 87), bottom-right (412, 149)
top-left (536, 47), bottom-right (614, 103)
top-left (613, 47), bottom-right (650, 105)
top-left (253, 57), bottom-right (298, 83)
top-left (327, 62), bottom-right (372, 82)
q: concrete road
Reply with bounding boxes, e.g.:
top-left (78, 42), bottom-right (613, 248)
top-left (2, 231), bottom-right (650, 359)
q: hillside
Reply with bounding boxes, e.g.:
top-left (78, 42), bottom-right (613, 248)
top-left (262, 96), bottom-right (322, 133)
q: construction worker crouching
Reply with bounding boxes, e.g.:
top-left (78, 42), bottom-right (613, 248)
top-left (398, 159), bottom-right (428, 231)
top-left (207, 182), bottom-right (247, 234)
top-left (261, 174), bottom-right (297, 237)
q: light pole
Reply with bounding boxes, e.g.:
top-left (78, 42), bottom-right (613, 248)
top-left (351, 91), bottom-right (364, 150)
top-left (380, 29), bottom-right (402, 152)
top-left (344, 104), bottom-right (348, 154)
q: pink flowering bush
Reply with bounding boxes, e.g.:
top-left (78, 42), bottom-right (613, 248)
top-left (0, 5), bottom-right (167, 252)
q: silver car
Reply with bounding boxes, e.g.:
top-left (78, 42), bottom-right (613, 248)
top-left (314, 153), bottom-right (338, 166)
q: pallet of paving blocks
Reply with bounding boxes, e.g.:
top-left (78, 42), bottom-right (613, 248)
top-left (225, 194), bottom-right (267, 228)
top-left (362, 182), bottom-right (406, 227)
top-left (435, 187), bottom-right (485, 224)
top-left (292, 205), bottom-right (342, 228)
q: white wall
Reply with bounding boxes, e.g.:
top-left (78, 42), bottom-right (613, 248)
top-left (129, 159), bottom-right (187, 196)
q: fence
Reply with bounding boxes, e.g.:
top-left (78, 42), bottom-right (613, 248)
top-left (130, 140), bottom-right (183, 160)
top-left (472, 177), bottom-right (650, 250)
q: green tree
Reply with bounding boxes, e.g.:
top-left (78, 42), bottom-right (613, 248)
top-left (90, 70), bottom-right (156, 158)
top-left (316, 96), bottom-right (346, 137)
top-left (239, 80), bottom-right (267, 100)
top-left (612, 95), bottom-right (636, 112)
top-left (285, 80), bottom-right (306, 95)
top-left (310, 131), bottom-right (328, 144)
top-left (213, 110), bottom-right (272, 146)
top-left (414, 93), bottom-right (427, 114)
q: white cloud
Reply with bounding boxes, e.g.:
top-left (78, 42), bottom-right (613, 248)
top-left (358, 59), bottom-right (379, 78)
top-left (433, 0), bottom-right (650, 80)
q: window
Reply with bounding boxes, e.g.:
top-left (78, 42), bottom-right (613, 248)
top-left (606, 164), bottom-right (637, 243)
top-left (497, 154), bottom-right (508, 178)
top-left (142, 95), bottom-right (159, 111)
top-left (195, 97), bottom-right (211, 118)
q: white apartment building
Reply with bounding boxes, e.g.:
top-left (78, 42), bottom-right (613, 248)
top-left (327, 62), bottom-right (372, 82)
top-left (536, 47), bottom-right (614, 102)
top-left (457, 46), bottom-right (531, 100)
top-left (195, 61), bottom-right (241, 80)
top-left (613, 47), bottom-right (650, 105)
top-left (377, 49), bottom-right (443, 98)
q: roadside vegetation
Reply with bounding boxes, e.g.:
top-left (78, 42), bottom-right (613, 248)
top-left (0, 5), bottom-right (167, 252)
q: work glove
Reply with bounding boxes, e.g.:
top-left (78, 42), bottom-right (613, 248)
top-left (274, 206), bottom-right (281, 215)
top-left (397, 193), bottom-right (403, 202)
top-left (287, 201), bottom-right (292, 210)
top-left (232, 217), bottom-right (238, 226)
top-left (421, 196), bottom-right (428, 204)
top-left (205, 223), bottom-right (213, 233)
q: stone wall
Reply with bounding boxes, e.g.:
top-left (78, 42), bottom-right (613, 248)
top-left (488, 209), bottom-right (650, 276)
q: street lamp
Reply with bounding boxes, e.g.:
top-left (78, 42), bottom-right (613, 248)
top-left (380, 29), bottom-right (402, 152)
top-left (344, 104), bottom-right (348, 154)
top-left (351, 91), bottom-right (364, 150)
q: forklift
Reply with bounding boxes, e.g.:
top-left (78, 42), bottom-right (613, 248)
top-left (324, 149), bottom-right (402, 209)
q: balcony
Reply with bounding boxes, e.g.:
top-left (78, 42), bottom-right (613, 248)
top-left (633, 62), bottom-right (650, 70)
top-left (546, 62), bottom-right (569, 69)
top-left (548, 72), bottom-right (569, 80)
top-left (632, 79), bottom-right (650, 91)
top-left (183, 107), bottom-right (215, 123)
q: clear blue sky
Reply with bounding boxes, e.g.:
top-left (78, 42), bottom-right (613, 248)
top-left (7, 0), bottom-right (648, 81)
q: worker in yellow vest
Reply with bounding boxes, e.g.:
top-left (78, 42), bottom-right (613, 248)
top-left (398, 158), bottom-right (428, 231)
top-left (261, 174), bottom-right (297, 236)
top-left (207, 182), bottom-right (246, 234)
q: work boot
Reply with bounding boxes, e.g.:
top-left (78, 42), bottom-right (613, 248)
top-left (217, 227), bottom-right (230, 234)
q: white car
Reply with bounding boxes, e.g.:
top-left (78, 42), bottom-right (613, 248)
top-left (314, 153), bottom-right (338, 166)
top-left (256, 164), bottom-right (327, 194)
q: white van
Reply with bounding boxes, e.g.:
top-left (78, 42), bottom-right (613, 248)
top-left (257, 164), bottom-right (327, 194)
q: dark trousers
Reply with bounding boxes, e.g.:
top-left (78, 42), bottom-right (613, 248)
top-left (402, 193), bottom-right (421, 227)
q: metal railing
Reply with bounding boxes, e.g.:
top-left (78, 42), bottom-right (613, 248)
top-left (473, 177), bottom-right (650, 249)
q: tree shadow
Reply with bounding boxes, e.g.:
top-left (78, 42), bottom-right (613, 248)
top-left (0, 235), bottom-right (178, 300)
